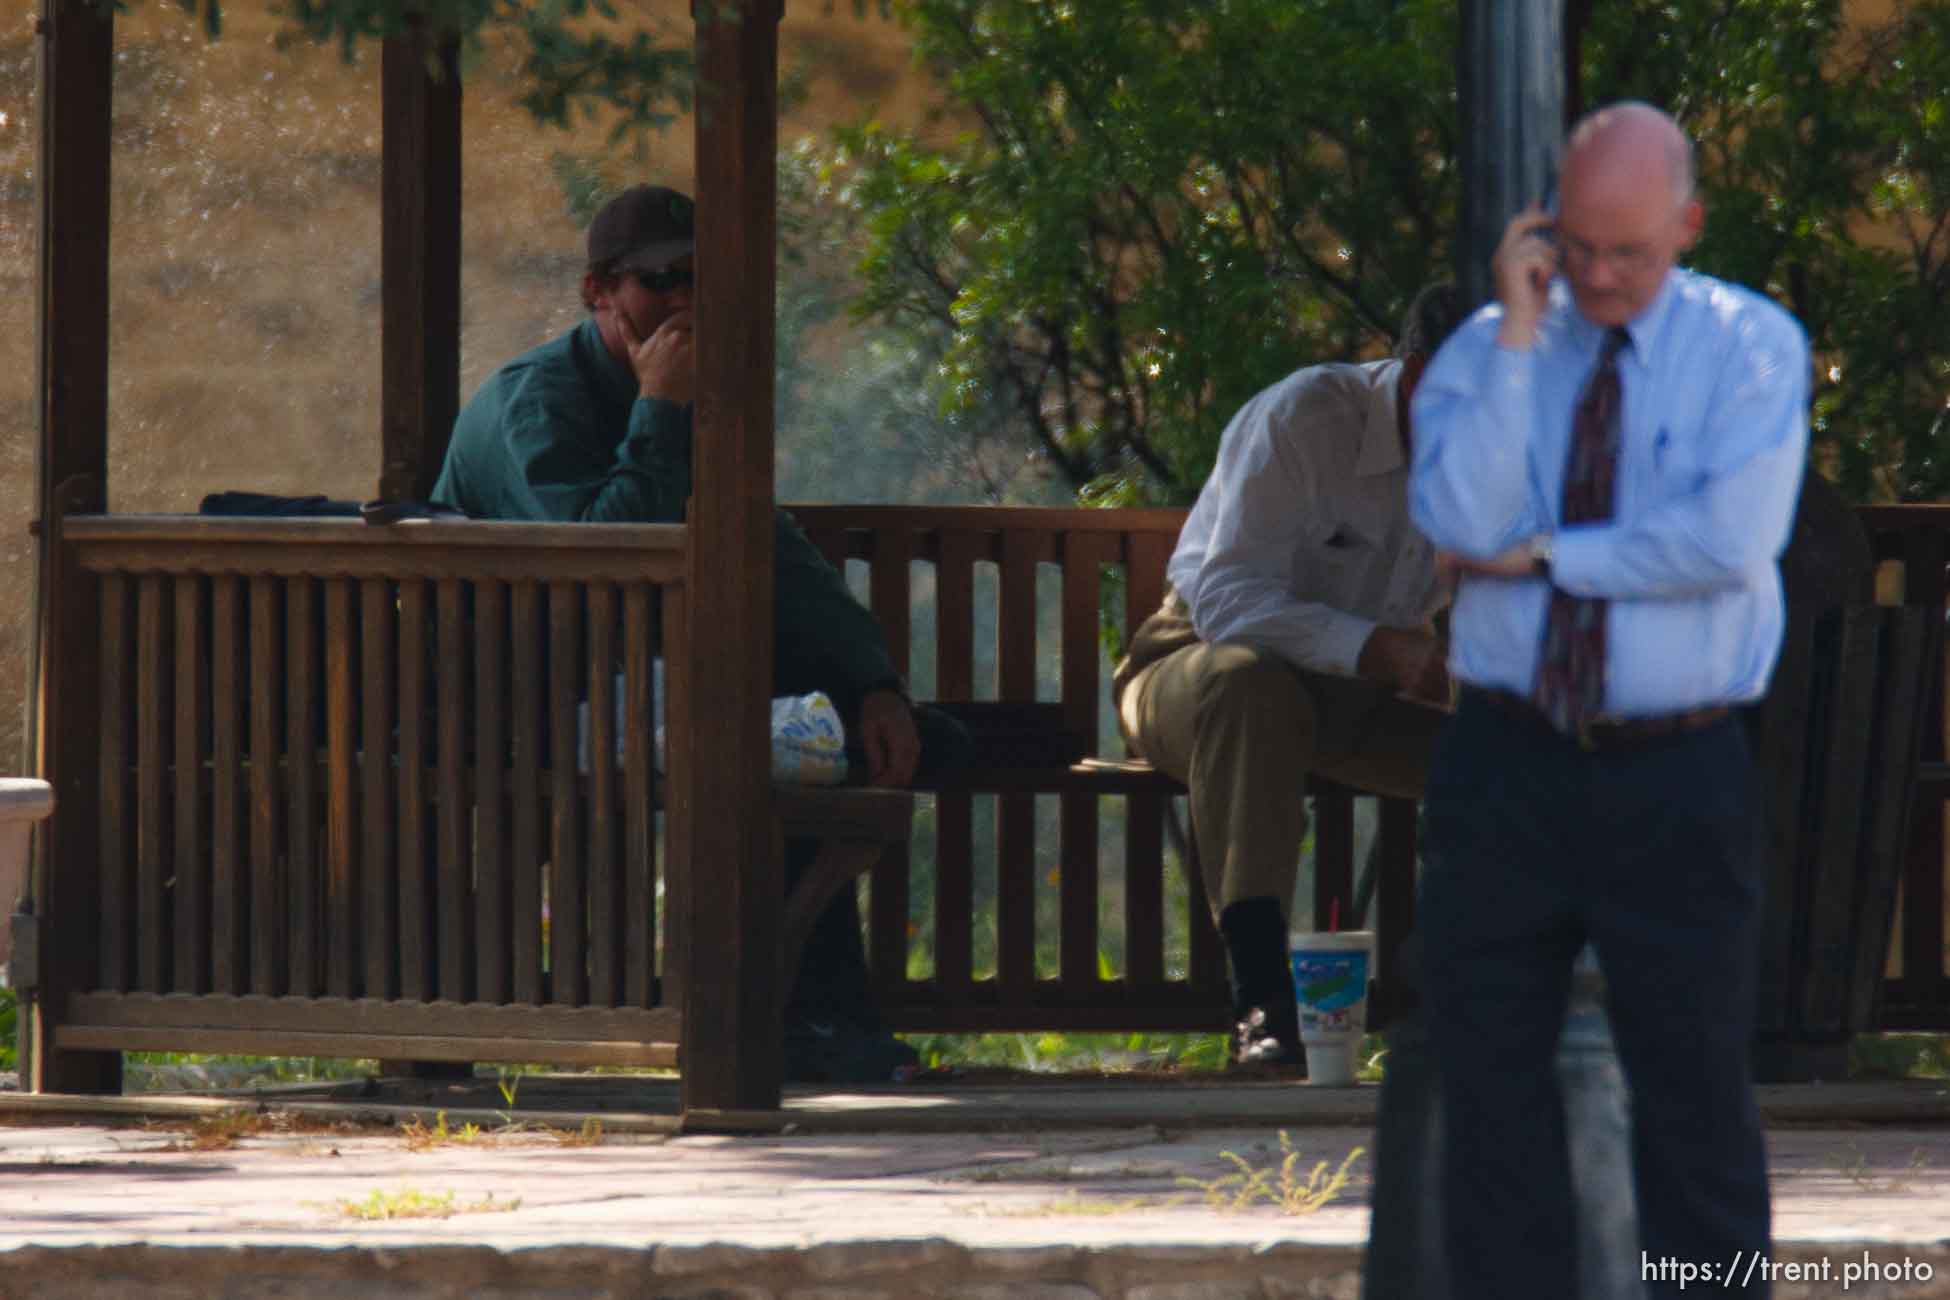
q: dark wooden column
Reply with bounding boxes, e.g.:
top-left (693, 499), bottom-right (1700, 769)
top-left (27, 0), bottom-right (118, 1093)
top-left (679, 0), bottom-right (784, 1117)
top-left (378, 21), bottom-right (462, 502)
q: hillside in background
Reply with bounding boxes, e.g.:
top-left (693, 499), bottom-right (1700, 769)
top-left (1, 0), bottom-right (958, 767)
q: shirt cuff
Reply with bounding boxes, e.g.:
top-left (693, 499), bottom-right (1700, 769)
top-left (1315, 613), bottom-right (1378, 679)
top-left (1547, 522), bottom-right (1614, 598)
top-left (620, 399), bottom-right (692, 470)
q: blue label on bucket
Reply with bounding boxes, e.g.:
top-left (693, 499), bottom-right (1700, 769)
top-left (1290, 948), bottom-right (1369, 1022)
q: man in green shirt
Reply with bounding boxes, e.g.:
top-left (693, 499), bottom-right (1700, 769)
top-left (435, 184), bottom-right (966, 1083)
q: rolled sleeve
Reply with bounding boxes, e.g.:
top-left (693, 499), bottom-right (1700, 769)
top-left (1410, 326), bottom-right (1549, 560)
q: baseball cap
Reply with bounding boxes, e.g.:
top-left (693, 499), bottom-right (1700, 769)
top-left (587, 184), bottom-right (696, 274)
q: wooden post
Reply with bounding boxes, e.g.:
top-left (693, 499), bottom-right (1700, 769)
top-left (378, 21), bottom-right (462, 503)
top-left (679, 0), bottom-right (784, 1116)
top-left (27, 0), bottom-right (119, 1094)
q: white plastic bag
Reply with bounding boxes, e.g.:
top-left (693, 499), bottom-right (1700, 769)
top-left (766, 690), bottom-right (848, 785)
top-left (576, 662), bottom-right (849, 785)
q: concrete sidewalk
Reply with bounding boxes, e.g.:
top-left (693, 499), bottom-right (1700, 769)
top-left (2, 1078), bottom-right (1948, 1298)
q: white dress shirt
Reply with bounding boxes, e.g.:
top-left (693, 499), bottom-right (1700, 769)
top-left (1169, 359), bottom-right (1446, 678)
top-left (1409, 270), bottom-right (1810, 716)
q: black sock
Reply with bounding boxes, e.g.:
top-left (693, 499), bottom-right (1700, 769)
top-left (1218, 896), bottom-right (1299, 1030)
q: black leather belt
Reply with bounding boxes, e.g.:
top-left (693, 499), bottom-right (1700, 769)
top-left (1465, 686), bottom-right (1734, 752)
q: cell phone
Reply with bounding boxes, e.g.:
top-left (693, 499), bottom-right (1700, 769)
top-left (1526, 173), bottom-right (1560, 252)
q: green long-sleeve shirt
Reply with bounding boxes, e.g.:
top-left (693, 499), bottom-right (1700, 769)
top-left (432, 318), bottom-right (902, 715)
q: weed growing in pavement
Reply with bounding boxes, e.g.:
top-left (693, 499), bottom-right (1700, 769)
top-left (553, 1116), bottom-right (603, 1147)
top-left (160, 1109), bottom-right (270, 1152)
top-left (1832, 1141), bottom-right (1931, 1193)
top-left (1180, 1134), bottom-right (1365, 1215)
top-left (329, 1188), bottom-right (520, 1220)
top-left (999, 1191), bottom-right (1172, 1217)
top-left (400, 1111), bottom-right (484, 1150)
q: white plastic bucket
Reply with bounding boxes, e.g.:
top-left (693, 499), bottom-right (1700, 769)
top-left (0, 779), bottom-right (54, 973)
top-left (1289, 929), bottom-right (1374, 1085)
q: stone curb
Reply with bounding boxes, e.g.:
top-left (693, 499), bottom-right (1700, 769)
top-left (3, 1241), bottom-right (1948, 1299)
top-left (4, 1080), bottom-right (1948, 1136)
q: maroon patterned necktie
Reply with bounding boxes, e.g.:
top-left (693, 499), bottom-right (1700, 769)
top-left (1533, 326), bottom-right (1630, 734)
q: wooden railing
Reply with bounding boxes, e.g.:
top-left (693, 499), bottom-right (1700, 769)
top-left (33, 502), bottom-right (1950, 1084)
top-left (49, 516), bottom-right (690, 1067)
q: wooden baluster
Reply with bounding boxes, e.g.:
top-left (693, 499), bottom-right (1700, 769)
top-left (1058, 532), bottom-right (1109, 991)
top-left (173, 575), bottom-right (209, 994)
top-left (1123, 530), bottom-right (1172, 991)
top-left (511, 579), bottom-right (544, 1003)
top-left (361, 578), bottom-right (398, 999)
top-left (435, 578), bottom-right (472, 1002)
top-left (210, 573), bottom-right (245, 994)
top-left (136, 575), bottom-right (170, 994)
top-left (933, 529), bottom-right (978, 1002)
top-left (397, 578), bottom-right (430, 1001)
top-left (248, 575), bottom-right (285, 996)
top-left (996, 529), bottom-right (1039, 997)
top-left (288, 578), bottom-right (321, 997)
top-left (474, 580), bottom-right (511, 1004)
top-left (586, 581), bottom-right (622, 1007)
top-left (623, 584), bottom-right (657, 1008)
top-left (98, 573), bottom-right (131, 992)
top-left (866, 526), bottom-right (912, 994)
top-left (660, 583), bottom-right (692, 1018)
top-left (324, 577), bottom-right (358, 998)
top-left (549, 581), bottom-right (586, 1006)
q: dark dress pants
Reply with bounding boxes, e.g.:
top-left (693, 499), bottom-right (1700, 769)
top-left (1420, 694), bottom-right (1772, 1300)
top-left (784, 704), bottom-right (973, 1025)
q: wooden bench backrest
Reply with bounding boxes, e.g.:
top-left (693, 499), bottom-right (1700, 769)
top-left (788, 505), bottom-right (1241, 1030)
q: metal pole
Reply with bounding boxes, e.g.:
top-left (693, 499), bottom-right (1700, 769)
top-left (1366, 4), bottom-right (1639, 1297)
top-left (1455, 0), bottom-right (1566, 312)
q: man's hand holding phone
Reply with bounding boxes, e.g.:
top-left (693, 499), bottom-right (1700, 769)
top-left (1492, 203), bottom-right (1559, 350)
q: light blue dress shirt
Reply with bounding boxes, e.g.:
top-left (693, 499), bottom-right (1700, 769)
top-left (1409, 269), bottom-right (1811, 717)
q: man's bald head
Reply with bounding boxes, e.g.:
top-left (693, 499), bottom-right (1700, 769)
top-left (1555, 101), bottom-right (1704, 327)
top-left (1565, 101), bottom-right (1696, 207)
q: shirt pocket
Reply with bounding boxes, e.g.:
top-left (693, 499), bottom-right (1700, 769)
top-left (1296, 521), bottom-right (1376, 605)
top-left (1644, 420), bottom-right (1710, 505)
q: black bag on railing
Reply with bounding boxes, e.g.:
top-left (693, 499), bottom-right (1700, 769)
top-left (198, 491), bottom-right (465, 524)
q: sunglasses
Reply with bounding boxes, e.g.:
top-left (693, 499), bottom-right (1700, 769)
top-left (632, 266), bottom-right (694, 293)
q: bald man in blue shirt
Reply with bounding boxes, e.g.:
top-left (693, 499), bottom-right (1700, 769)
top-left (1409, 103), bottom-right (1808, 1299)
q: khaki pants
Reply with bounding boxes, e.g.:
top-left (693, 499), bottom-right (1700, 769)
top-left (1113, 592), bottom-right (1447, 921)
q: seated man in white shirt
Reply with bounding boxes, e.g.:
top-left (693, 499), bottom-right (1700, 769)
top-left (1112, 285), bottom-right (1465, 1070)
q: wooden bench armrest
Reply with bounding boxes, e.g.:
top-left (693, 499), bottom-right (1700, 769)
top-left (775, 785), bottom-right (915, 1008)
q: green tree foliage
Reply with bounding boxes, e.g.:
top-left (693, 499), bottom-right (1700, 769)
top-left (830, 0), bottom-right (1460, 507)
top-left (1580, 0), bottom-right (1950, 499)
top-left (831, 0), bottom-right (1950, 504)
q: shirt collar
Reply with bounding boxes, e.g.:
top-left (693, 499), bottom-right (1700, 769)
top-left (578, 316), bottom-right (641, 408)
top-left (1564, 270), bottom-right (1681, 372)
top-left (1354, 358), bottom-right (1408, 478)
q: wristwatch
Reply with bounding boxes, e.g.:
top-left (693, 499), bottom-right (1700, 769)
top-left (1528, 533), bottom-right (1555, 580)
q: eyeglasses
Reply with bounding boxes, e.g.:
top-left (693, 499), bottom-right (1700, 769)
top-left (633, 266), bottom-right (694, 293)
top-left (1557, 234), bottom-right (1657, 277)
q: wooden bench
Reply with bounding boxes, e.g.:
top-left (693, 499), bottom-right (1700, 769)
top-left (791, 505), bottom-right (1424, 1033)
